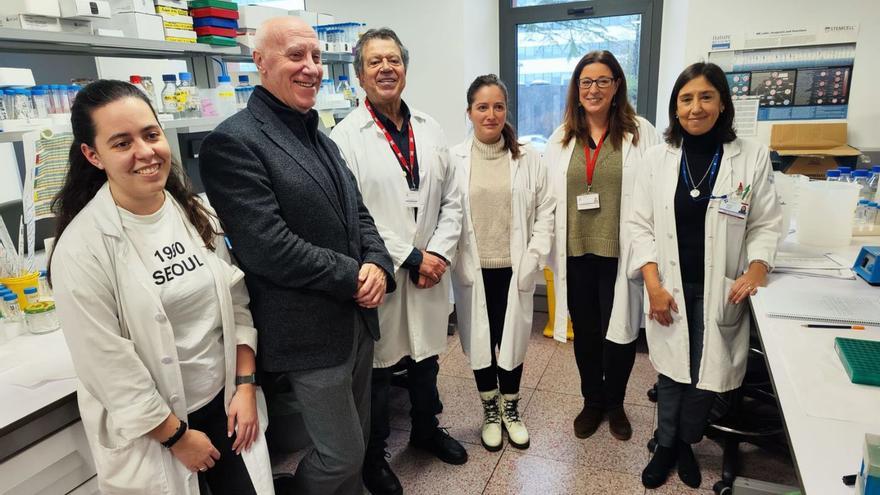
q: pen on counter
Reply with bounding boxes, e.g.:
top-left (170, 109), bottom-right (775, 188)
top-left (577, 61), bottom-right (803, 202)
top-left (801, 324), bottom-right (865, 330)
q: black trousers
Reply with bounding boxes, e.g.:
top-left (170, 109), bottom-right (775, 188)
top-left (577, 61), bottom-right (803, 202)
top-left (367, 355), bottom-right (440, 459)
top-left (656, 283), bottom-right (717, 447)
top-left (188, 389), bottom-right (256, 495)
top-left (473, 267), bottom-right (524, 394)
top-left (566, 253), bottom-right (637, 410)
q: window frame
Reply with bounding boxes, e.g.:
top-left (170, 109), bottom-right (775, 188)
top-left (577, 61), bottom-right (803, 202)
top-left (499, 0), bottom-right (664, 128)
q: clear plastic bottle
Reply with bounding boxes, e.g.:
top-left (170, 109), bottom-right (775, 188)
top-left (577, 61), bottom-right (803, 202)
top-left (22, 287), bottom-right (38, 307)
top-left (38, 270), bottom-right (52, 301)
top-left (51, 84), bottom-right (70, 113)
top-left (1, 89), bottom-right (13, 119)
top-left (13, 89), bottom-right (33, 119)
top-left (177, 72), bottom-right (201, 118)
top-left (3, 293), bottom-right (21, 321)
top-left (30, 88), bottom-right (49, 118)
top-left (825, 169), bottom-right (841, 182)
top-left (868, 165), bottom-right (880, 199)
top-left (868, 202), bottom-right (879, 226)
top-left (0, 90), bottom-right (9, 121)
top-left (336, 75), bottom-right (354, 105)
top-left (161, 74), bottom-right (179, 117)
top-left (838, 166), bottom-right (853, 182)
top-left (855, 199), bottom-right (869, 226)
top-left (853, 170), bottom-right (872, 200)
top-left (129, 75), bottom-right (157, 110)
top-left (216, 75), bottom-right (237, 116)
top-left (67, 84), bottom-right (81, 107)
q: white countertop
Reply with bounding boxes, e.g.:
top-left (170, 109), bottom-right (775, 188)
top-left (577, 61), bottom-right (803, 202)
top-left (751, 237), bottom-right (880, 494)
top-left (0, 329), bottom-right (76, 432)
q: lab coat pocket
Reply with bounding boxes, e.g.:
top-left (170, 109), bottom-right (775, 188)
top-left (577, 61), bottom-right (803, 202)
top-left (516, 253), bottom-right (539, 292)
top-left (725, 215), bottom-right (747, 249)
top-left (94, 435), bottom-right (170, 494)
top-left (719, 277), bottom-right (747, 328)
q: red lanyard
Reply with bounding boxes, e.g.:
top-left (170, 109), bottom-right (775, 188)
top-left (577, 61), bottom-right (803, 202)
top-left (584, 129), bottom-right (608, 191)
top-left (365, 99), bottom-right (417, 188)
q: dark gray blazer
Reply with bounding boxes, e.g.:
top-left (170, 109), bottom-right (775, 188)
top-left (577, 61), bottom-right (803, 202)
top-left (199, 95), bottom-right (394, 373)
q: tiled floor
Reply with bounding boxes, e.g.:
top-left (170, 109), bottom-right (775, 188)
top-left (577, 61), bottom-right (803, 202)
top-left (273, 311), bottom-right (799, 494)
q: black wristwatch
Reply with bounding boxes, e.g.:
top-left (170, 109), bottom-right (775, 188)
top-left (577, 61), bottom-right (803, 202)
top-left (235, 373), bottom-right (257, 386)
top-left (161, 419), bottom-right (187, 449)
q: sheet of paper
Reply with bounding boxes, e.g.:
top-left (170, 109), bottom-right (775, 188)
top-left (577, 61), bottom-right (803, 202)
top-left (733, 96), bottom-right (759, 136)
top-left (775, 252), bottom-right (844, 269)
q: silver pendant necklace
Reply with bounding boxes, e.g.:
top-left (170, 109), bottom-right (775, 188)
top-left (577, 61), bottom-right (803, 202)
top-left (683, 152), bottom-right (712, 198)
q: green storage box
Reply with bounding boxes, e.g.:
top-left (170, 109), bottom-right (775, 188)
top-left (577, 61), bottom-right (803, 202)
top-left (197, 35), bottom-right (238, 46)
top-left (189, 0), bottom-right (238, 11)
top-left (834, 337), bottom-right (880, 387)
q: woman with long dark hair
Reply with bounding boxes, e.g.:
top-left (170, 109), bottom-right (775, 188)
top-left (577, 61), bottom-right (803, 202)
top-left (451, 74), bottom-right (554, 452)
top-left (628, 62), bottom-right (781, 489)
top-left (50, 80), bottom-right (274, 494)
top-left (544, 50), bottom-right (660, 442)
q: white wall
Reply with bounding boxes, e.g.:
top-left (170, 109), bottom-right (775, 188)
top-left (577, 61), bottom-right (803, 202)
top-left (656, 0), bottom-right (880, 150)
top-left (308, 0), bottom-right (499, 144)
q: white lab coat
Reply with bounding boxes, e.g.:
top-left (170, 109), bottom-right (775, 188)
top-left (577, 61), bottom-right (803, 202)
top-left (51, 183), bottom-right (274, 495)
top-left (627, 138), bottom-right (782, 392)
top-left (545, 116), bottom-right (660, 344)
top-left (331, 104), bottom-right (462, 367)
top-left (449, 138), bottom-right (555, 371)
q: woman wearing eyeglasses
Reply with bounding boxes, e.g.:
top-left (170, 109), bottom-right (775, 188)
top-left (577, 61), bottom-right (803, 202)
top-left (544, 50), bottom-right (659, 442)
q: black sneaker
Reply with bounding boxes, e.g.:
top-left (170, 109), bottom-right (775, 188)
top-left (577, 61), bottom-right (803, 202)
top-left (410, 428), bottom-right (468, 465)
top-left (363, 453), bottom-right (403, 495)
top-left (641, 444), bottom-right (677, 489)
top-left (677, 440), bottom-right (702, 488)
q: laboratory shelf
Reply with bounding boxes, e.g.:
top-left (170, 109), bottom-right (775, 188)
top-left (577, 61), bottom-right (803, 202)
top-left (226, 45), bottom-right (355, 64)
top-left (0, 27), bottom-right (240, 58)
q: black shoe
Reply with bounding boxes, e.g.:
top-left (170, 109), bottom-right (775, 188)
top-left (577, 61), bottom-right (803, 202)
top-left (677, 441), bottom-right (702, 488)
top-left (272, 472), bottom-right (296, 495)
top-left (410, 428), bottom-right (468, 465)
top-left (573, 404), bottom-right (604, 439)
top-left (363, 454), bottom-right (403, 495)
top-left (607, 406), bottom-right (632, 441)
top-left (641, 444), bottom-right (677, 489)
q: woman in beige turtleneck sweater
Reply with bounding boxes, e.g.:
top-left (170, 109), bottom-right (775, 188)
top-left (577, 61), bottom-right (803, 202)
top-left (450, 75), bottom-right (554, 452)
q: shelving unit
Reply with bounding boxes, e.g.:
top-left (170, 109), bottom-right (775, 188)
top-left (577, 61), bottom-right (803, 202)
top-left (0, 27), bottom-right (239, 58)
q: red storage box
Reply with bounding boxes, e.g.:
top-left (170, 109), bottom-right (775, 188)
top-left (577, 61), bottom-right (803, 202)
top-left (190, 7), bottom-right (239, 19)
top-left (194, 25), bottom-right (237, 37)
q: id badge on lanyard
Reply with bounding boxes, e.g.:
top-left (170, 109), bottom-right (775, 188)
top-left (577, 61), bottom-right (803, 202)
top-left (365, 99), bottom-right (419, 205)
top-left (719, 182), bottom-right (751, 219)
top-left (577, 130), bottom-right (606, 211)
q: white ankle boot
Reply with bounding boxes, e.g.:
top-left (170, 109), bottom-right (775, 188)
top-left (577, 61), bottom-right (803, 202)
top-left (500, 393), bottom-right (529, 449)
top-left (479, 389), bottom-right (502, 452)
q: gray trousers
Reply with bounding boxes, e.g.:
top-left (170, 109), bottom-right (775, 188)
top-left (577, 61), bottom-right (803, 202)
top-left (285, 316), bottom-right (373, 495)
top-left (656, 283), bottom-right (717, 448)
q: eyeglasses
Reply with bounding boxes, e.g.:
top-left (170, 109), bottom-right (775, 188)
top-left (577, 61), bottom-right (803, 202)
top-left (578, 77), bottom-right (616, 90)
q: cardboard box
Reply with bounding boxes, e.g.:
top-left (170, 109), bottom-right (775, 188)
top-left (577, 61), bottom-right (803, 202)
top-left (60, 18), bottom-right (93, 33)
top-left (0, 67), bottom-right (36, 87)
top-left (59, 0), bottom-right (111, 20)
top-left (164, 27), bottom-right (195, 39)
top-left (153, 0), bottom-right (187, 10)
top-left (108, 0), bottom-right (154, 14)
top-left (93, 11), bottom-right (163, 40)
top-left (770, 123), bottom-right (861, 179)
top-left (289, 9), bottom-right (317, 26)
top-left (1, 14), bottom-right (61, 31)
top-left (0, 0), bottom-right (60, 18)
top-left (160, 13), bottom-right (193, 30)
top-left (94, 27), bottom-right (123, 36)
top-left (238, 4), bottom-right (287, 30)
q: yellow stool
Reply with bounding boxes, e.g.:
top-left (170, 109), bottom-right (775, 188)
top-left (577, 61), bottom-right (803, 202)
top-left (542, 268), bottom-right (573, 340)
